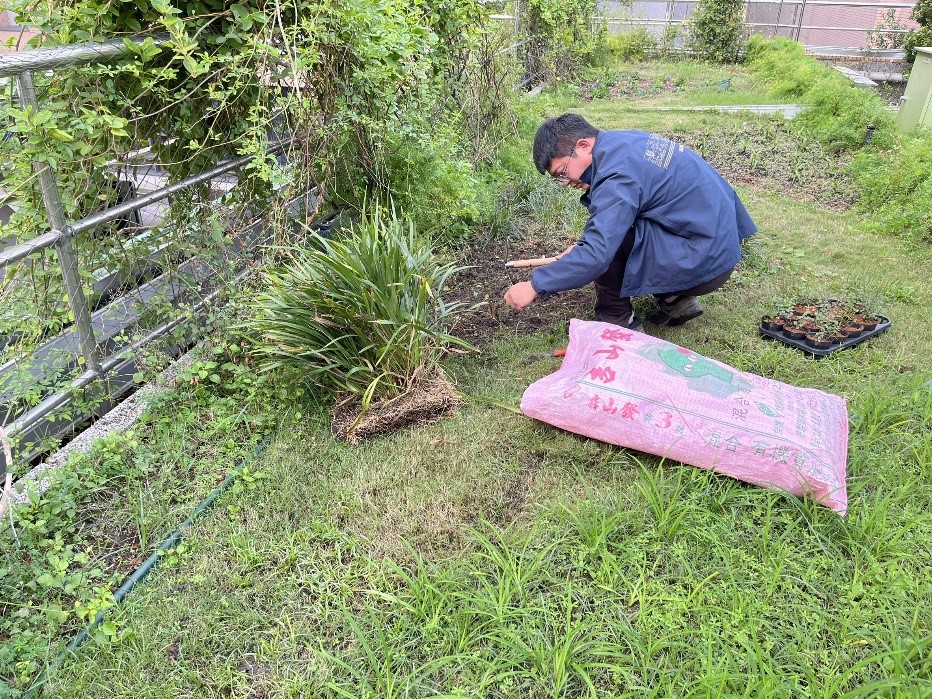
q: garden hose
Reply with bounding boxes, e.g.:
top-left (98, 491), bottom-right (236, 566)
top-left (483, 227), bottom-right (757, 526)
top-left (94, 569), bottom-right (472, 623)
top-left (25, 435), bottom-right (273, 697)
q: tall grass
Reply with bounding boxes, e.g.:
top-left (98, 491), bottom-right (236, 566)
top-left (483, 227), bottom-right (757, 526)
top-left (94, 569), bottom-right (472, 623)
top-left (744, 36), bottom-right (894, 152)
top-left (851, 133), bottom-right (932, 245)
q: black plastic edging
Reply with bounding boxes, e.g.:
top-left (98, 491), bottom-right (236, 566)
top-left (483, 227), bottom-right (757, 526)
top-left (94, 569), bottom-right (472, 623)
top-left (24, 434), bottom-right (273, 697)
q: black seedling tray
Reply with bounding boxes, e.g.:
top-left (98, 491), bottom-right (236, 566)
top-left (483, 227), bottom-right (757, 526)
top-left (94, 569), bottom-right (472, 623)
top-left (759, 315), bottom-right (892, 357)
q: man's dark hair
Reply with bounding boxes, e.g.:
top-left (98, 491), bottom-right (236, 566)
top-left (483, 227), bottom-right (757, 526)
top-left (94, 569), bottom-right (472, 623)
top-left (532, 113), bottom-right (599, 174)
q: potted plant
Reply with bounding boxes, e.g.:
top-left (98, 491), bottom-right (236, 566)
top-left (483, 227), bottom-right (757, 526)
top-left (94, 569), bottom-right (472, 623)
top-left (816, 318), bottom-right (847, 344)
top-left (854, 303), bottom-right (881, 332)
top-left (840, 319), bottom-right (864, 338)
top-left (804, 330), bottom-right (833, 350)
top-left (761, 314), bottom-right (786, 332)
top-left (783, 322), bottom-right (808, 341)
top-left (793, 299), bottom-right (819, 317)
top-left (824, 298), bottom-right (844, 316)
top-left (837, 299), bottom-right (883, 332)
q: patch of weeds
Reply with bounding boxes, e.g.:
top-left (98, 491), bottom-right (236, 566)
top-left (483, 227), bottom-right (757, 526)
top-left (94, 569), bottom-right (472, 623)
top-left (579, 66), bottom-right (620, 100)
top-left (671, 120), bottom-right (858, 211)
top-left (0, 315), bottom-right (300, 691)
top-left (511, 175), bottom-right (588, 241)
top-left (636, 461), bottom-right (699, 541)
top-left (0, 435), bottom-right (141, 690)
top-left (849, 374), bottom-right (932, 445)
top-left (611, 70), bottom-right (674, 99)
top-left (880, 282), bottom-right (918, 304)
top-left (733, 235), bottom-right (778, 281)
top-left (301, 492), bottom-right (932, 697)
top-left (851, 132), bottom-right (932, 246)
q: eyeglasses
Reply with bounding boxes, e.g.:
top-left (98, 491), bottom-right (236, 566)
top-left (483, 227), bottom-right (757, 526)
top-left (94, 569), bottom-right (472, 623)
top-left (551, 146), bottom-right (576, 182)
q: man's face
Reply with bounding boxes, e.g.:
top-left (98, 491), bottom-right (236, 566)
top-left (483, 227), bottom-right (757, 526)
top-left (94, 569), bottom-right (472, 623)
top-left (547, 138), bottom-right (593, 190)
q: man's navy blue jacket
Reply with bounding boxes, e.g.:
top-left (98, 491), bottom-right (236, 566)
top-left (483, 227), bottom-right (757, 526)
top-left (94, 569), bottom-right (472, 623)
top-left (531, 130), bottom-right (758, 298)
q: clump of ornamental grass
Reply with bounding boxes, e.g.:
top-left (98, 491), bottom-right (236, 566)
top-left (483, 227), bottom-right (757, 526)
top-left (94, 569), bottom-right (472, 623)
top-left (244, 206), bottom-right (473, 406)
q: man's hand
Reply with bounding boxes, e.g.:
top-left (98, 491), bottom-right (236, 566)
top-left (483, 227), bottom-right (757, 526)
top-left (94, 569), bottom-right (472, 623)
top-left (504, 281), bottom-right (538, 310)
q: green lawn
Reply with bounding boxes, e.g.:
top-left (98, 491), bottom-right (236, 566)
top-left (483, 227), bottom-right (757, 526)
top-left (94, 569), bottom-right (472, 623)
top-left (15, 66), bottom-right (932, 698)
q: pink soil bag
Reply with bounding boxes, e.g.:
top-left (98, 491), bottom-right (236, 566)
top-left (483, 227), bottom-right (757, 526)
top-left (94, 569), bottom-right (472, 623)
top-left (521, 319), bottom-right (849, 514)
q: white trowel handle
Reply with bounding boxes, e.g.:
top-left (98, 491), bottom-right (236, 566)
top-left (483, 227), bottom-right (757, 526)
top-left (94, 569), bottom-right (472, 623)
top-left (504, 256), bottom-right (559, 268)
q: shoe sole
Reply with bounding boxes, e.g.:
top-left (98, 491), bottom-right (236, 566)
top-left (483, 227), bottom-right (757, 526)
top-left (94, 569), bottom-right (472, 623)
top-left (664, 308), bottom-right (703, 326)
top-left (649, 308), bottom-right (704, 326)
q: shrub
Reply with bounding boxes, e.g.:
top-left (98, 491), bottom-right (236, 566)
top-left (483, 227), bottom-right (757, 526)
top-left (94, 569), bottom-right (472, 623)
top-left (867, 8), bottom-right (907, 51)
top-left (606, 28), bottom-right (658, 61)
top-left (522, 0), bottom-right (605, 83)
top-left (745, 36), bottom-right (827, 98)
top-left (793, 80), bottom-right (895, 152)
top-left (745, 36), bottom-right (932, 246)
top-left (659, 25), bottom-right (680, 59)
top-left (244, 207), bottom-right (472, 401)
top-left (683, 0), bottom-right (747, 63)
top-left (903, 0), bottom-right (932, 63)
top-left (914, 0), bottom-right (932, 25)
top-left (903, 26), bottom-right (932, 64)
top-left (851, 134), bottom-right (932, 245)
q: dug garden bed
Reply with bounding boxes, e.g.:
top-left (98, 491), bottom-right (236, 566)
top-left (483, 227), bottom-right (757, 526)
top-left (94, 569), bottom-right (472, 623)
top-left (444, 236), bottom-right (593, 347)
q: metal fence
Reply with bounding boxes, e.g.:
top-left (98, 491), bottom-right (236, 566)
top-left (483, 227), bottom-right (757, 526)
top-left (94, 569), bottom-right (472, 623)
top-left (494, 0), bottom-right (917, 53)
top-left (0, 36), bottom-right (306, 474)
top-left (608, 0), bottom-right (916, 52)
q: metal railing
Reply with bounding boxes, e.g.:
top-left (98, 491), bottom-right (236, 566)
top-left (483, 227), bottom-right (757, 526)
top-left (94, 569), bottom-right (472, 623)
top-left (496, 0), bottom-right (916, 53)
top-left (0, 35), bottom-right (296, 474)
top-left (743, 0), bottom-right (915, 49)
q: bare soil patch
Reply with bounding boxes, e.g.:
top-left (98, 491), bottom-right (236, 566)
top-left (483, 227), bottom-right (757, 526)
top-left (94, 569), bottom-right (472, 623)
top-left (445, 236), bottom-right (594, 347)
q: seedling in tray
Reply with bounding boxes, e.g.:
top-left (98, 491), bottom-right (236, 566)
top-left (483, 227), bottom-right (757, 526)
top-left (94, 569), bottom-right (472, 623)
top-left (759, 298), bottom-right (891, 357)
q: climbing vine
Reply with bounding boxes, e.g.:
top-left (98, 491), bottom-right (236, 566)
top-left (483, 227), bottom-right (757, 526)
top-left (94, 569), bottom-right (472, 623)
top-left (0, 0), bottom-right (498, 468)
top-left (4, 0), bottom-right (491, 227)
top-left (0, 0), bottom-right (496, 332)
